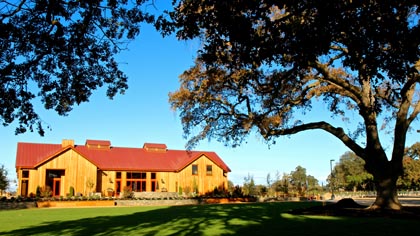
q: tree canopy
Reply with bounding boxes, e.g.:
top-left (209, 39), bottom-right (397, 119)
top-left (1, 0), bottom-right (154, 135)
top-left (165, 1), bottom-right (420, 209)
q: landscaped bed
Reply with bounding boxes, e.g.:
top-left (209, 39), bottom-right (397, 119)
top-left (36, 199), bottom-right (115, 208)
top-left (0, 196), bottom-right (259, 209)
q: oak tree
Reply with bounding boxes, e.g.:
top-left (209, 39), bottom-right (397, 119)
top-left (164, 1), bottom-right (420, 209)
top-left (332, 151), bottom-right (373, 192)
top-left (398, 142), bottom-right (420, 189)
top-left (1, 0), bottom-right (154, 135)
top-left (290, 165), bottom-right (307, 195)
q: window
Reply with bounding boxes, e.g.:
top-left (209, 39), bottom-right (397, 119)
top-left (22, 170), bottom-right (29, 178)
top-left (21, 170), bottom-right (30, 197)
top-left (115, 172), bottom-right (122, 195)
top-left (151, 173), bottom-right (157, 192)
top-left (192, 165), bottom-right (198, 175)
top-left (127, 172), bottom-right (146, 179)
top-left (126, 172), bottom-right (146, 192)
top-left (206, 165), bottom-right (213, 176)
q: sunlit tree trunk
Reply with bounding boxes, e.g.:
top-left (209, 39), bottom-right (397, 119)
top-left (371, 176), bottom-right (402, 210)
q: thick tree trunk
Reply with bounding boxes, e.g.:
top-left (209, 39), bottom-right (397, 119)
top-left (370, 176), bottom-right (402, 210)
top-left (362, 144), bottom-right (403, 210)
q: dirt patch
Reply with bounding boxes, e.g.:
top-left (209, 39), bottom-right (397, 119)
top-left (290, 198), bottom-right (420, 219)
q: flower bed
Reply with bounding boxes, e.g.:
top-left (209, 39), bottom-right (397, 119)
top-left (36, 200), bottom-right (115, 208)
top-left (201, 197), bottom-right (257, 204)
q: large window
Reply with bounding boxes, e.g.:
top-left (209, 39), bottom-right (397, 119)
top-left (126, 172), bottom-right (146, 192)
top-left (192, 165), bottom-right (198, 175)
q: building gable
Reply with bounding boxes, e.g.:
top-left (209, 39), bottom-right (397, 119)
top-left (176, 153), bottom-right (230, 173)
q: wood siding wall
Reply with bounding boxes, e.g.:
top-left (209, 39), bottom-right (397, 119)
top-left (173, 155), bottom-right (228, 194)
top-left (18, 149), bottom-right (98, 197)
top-left (18, 153), bottom-right (228, 197)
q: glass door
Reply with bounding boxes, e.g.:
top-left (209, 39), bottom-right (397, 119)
top-left (53, 178), bottom-right (61, 197)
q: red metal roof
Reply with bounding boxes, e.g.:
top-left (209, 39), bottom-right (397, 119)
top-left (15, 141), bottom-right (231, 173)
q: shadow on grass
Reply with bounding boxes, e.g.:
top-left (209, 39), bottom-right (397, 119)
top-left (0, 202), bottom-right (417, 236)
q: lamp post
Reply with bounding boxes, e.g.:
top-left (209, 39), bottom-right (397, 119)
top-left (330, 159), bottom-right (335, 200)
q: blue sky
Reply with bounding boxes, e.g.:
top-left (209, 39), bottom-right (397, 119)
top-left (1, 3), bottom-right (420, 191)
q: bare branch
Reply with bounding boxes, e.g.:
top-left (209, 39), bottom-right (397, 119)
top-left (266, 121), bottom-right (366, 159)
top-left (0, 0), bottom-right (27, 21)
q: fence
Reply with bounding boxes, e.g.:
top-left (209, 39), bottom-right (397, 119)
top-left (334, 190), bottom-right (420, 198)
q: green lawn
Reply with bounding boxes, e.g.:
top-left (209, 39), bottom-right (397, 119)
top-left (0, 202), bottom-right (416, 236)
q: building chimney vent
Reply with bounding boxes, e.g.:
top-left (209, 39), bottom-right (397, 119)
top-left (86, 140), bottom-right (111, 149)
top-left (143, 143), bottom-right (167, 153)
top-left (62, 139), bottom-right (75, 148)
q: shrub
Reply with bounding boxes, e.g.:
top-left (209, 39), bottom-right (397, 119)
top-left (122, 186), bottom-right (134, 199)
top-left (40, 186), bottom-right (52, 198)
top-left (231, 185), bottom-right (244, 198)
top-left (183, 186), bottom-right (191, 196)
top-left (36, 186), bottom-right (41, 197)
top-left (69, 186), bottom-right (74, 197)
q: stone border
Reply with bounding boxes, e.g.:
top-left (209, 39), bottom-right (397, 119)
top-left (0, 202), bottom-right (37, 210)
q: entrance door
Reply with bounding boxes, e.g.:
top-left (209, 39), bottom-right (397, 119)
top-left (53, 178), bottom-right (61, 197)
top-left (21, 180), bottom-right (28, 197)
top-left (46, 169), bottom-right (65, 197)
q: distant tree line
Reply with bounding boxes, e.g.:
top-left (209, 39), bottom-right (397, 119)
top-left (238, 166), bottom-right (322, 198)
top-left (229, 142), bottom-right (420, 198)
top-left (330, 142), bottom-right (420, 192)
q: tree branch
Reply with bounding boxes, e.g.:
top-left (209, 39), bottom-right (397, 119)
top-left (310, 61), bottom-right (363, 105)
top-left (0, 0), bottom-right (27, 22)
top-left (270, 121), bottom-right (366, 159)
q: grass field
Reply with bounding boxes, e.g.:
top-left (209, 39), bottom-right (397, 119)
top-left (0, 202), bottom-right (417, 236)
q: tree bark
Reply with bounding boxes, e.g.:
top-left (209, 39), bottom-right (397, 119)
top-left (370, 176), bottom-right (402, 210)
